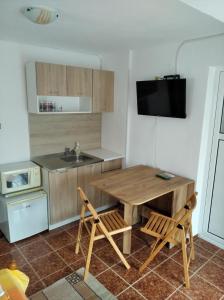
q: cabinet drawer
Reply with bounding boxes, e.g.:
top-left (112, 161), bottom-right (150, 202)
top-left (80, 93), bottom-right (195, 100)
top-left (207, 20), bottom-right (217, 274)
top-left (102, 158), bottom-right (122, 173)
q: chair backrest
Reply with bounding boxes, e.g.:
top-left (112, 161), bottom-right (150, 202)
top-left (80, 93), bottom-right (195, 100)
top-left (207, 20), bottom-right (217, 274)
top-left (173, 192), bottom-right (197, 225)
top-left (77, 187), bottom-right (99, 220)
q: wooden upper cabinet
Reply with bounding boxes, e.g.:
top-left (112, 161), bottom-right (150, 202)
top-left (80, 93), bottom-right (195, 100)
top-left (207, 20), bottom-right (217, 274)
top-left (36, 62), bottom-right (66, 96)
top-left (93, 69), bottom-right (114, 113)
top-left (66, 66), bottom-right (92, 97)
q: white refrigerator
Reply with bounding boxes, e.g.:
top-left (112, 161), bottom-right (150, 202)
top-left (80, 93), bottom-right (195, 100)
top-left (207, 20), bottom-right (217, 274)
top-left (0, 190), bottom-right (48, 242)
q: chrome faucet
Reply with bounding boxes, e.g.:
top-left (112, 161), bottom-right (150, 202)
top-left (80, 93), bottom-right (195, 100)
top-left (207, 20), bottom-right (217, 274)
top-left (73, 141), bottom-right (81, 158)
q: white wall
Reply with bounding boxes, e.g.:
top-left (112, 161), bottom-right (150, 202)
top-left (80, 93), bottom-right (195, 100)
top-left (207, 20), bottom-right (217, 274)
top-left (101, 50), bottom-right (129, 155)
top-left (181, 0), bottom-right (224, 23)
top-left (126, 36), bottom-right (224, 233)
top-left (0, 40), bottom-right (100, 164)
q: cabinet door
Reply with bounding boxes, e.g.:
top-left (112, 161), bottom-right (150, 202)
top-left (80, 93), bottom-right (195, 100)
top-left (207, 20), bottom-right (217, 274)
top-left (102, 158), bottom-right (122, 172)
top-left (93, 69), bottom-right (114, 112)
top-left (66, 66), bottom-right (92, 97)
top-left (48, 168), bottom-right (78, 224)
top-left (101, 159), bottom-right (122, 206)
top-left (36, 62), bottom-right (66, 96)
top-left (77, 163), bottom-right (102, 212)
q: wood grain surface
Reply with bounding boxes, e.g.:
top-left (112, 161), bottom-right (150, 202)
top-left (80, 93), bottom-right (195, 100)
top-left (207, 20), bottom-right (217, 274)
top-left (90, 165), bottom-right (194, 206)
top-left (29, 113), bottom-right (101, 156)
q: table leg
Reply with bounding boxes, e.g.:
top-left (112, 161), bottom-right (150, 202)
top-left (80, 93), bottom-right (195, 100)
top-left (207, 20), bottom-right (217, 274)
top-left (123, 203), bottom-right (134, 254)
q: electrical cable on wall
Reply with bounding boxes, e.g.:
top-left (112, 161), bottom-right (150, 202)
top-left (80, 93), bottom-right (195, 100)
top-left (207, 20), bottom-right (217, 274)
top-left (153, 116), bottom-right (158, 168)
top-left (175, 32), bottom-right (224, 74)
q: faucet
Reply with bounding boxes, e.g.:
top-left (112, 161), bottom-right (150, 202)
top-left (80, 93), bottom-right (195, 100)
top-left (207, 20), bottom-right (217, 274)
top-left (73, 141), bottom-right (81, 158)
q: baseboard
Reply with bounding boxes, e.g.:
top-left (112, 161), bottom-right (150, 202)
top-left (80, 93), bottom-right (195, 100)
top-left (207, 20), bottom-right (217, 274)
top-left (48, 203), bottom-right (116, 230)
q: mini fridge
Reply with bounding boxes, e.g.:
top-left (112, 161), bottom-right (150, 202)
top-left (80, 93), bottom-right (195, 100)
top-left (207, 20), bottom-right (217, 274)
top-left (0, 190), bottom-right (48, 242)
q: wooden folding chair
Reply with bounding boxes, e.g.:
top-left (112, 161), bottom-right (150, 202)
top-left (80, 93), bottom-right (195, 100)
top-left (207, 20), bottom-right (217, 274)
top-left (139, 193), bottom-right (197, 288)
top-left (75, 187), bottom-right (131, 280)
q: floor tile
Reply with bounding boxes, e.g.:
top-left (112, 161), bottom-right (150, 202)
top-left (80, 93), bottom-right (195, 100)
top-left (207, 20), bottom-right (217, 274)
top-left (96, 269), bottom-right (128, 296)
top-left (133, 271), bottom-right (175, 300)
top-left (212, 255), bottom-right (224, 269)
top-left (132, 227), bottom-right (154, 245)
top-left (20, 239), bottom-right (53, 261)
top-left (195, 238), bottom-right (219, 253)
top-left (95, 244), bottom-right (122, 267)
top-left (45, 231), bottom-right (74, 250)
top-left (0, 237), bottom-right (16, 255)
top-left (154, 258), bottom-right (186, 288)
top-left (20, 263), bottom-right (39, 285)
top-left (116, 235), bottom-right (146, 253)
top-left (118, 287), bottom-right (145, 300)
top-left (66, 223), bottom-right (89, 238)
top-left (0, 249), bottom-right (26, 269)
top-left (26, 280), bottom-right (45, 297)
top-left (82, 236), bottom-right (110, 252)
top-left (57, 243), bottom-right (87, 264)
top-left (216, 249), bottom-right (224, 260)
top-left (42, 266), bottom-right (73, 287)
top-left (160, 245), bottom-right (181, 257)
top-left (193, 244), bottom-right (214, 259)
top-left (112, 256), bottom-right (150, 284)
top-left (132, 246), bottom-right (168, 269)
top-left (172, 248), bottom-right (207, 272)
top-left (30, 252), bottom-right (66, 278)
top-left (70, 255), bottom-right (108, 276)
top-left (15, 234), bottom-right (43, 248)
top-left (168, 290), bottom-right (189, 300)
top-left (40, 226), bottom-right (65, 238)
top-left (198, 261), bottom-right (224, 292)
top-left (180, 274), bottom-right (223, 300)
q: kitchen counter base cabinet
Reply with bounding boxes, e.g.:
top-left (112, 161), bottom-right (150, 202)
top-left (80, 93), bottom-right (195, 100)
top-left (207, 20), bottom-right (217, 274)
top-left (101, 158), bottom-right (122, 206)
top-left (43, 168), bottom-right (78, 225)
top-left (77, 163), bottom-right (102, 212)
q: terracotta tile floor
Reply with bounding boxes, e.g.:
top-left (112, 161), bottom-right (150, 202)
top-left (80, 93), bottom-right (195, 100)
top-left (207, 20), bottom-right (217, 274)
top-left (1, 222), bottom-right (224, 299)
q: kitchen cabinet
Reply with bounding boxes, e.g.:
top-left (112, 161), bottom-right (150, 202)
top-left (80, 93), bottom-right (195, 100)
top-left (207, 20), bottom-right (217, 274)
top-left (41, 158), bottom-right (122, 228)
top-left (36, 62), bottom-right (67, 96)
top-left (77, 163), bottom-right (102, 212)
top-left (101, 159), bottom-right (122, 206)
top-left (26, 62), bottom-right (114, 114)
top-left (93, 69), bottom-right (114, 112)
top-left (102, 158), bottom-right (122, 172)
top-left (43, 168), bottom-right (78, 225)
top-left (66, 66), bottom-right (92, 97)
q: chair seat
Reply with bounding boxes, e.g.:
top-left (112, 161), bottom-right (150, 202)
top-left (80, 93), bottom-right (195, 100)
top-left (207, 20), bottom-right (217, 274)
top-left (85, 210), bottom-right (131, 240)
top-left (141, 212), bottom-right (176, 239)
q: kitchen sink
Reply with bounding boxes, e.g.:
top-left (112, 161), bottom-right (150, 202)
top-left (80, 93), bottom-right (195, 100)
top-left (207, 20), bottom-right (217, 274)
top-left (60, 155), bottom-right (92, 163)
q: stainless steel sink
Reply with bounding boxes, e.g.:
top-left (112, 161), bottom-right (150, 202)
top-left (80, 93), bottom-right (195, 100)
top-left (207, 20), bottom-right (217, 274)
top-left (60, 155), bottom-right (92, 163)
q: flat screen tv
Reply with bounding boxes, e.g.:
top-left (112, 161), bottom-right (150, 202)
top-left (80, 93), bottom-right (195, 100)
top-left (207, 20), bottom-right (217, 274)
top-left (136, 79), bottom-right (186, 118)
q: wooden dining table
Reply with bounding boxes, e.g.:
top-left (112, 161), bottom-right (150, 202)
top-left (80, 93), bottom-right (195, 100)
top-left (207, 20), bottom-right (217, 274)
top-left (90, 165), bottom-right (195, 254)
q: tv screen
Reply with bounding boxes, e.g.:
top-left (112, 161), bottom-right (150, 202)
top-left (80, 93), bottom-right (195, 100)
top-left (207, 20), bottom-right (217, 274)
top-left (136, 79), bottom-right (186, 118)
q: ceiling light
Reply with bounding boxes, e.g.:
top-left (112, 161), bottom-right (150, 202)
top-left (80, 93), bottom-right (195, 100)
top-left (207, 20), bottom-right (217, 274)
top-left (23, 6), bottom-right (59, 25)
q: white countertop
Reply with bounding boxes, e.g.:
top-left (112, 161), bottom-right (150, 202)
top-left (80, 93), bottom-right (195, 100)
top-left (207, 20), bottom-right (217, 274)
top-left (83, 148), bottom-right (124, 161)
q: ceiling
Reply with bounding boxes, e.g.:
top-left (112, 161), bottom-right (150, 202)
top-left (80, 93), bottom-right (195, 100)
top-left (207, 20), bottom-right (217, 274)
top-left (1, 0), bottom-right (224, 54)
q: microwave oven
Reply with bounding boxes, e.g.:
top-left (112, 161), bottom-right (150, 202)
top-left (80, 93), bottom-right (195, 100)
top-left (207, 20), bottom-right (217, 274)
top-left (0, 161), bottom-right (41, 195)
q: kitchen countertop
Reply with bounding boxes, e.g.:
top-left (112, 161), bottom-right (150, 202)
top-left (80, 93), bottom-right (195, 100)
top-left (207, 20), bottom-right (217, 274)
top-left (83, 148), bottom-right (123, 161)
top-left (32, 148), bottom-right (123, 171)
top-left (32, 152), bottom-right (103, 171)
